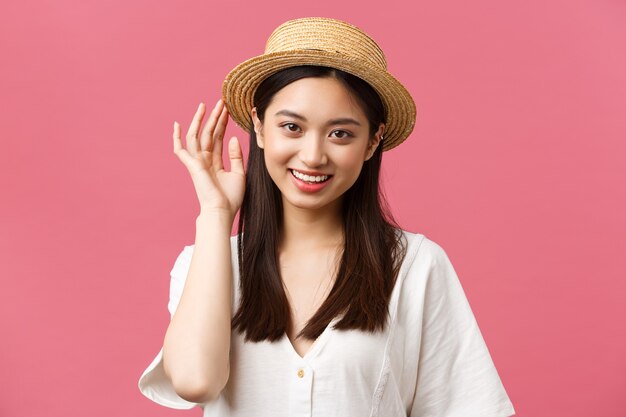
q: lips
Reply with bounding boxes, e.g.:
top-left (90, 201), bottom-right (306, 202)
top-left (289, 169), bottom-right (334, 193)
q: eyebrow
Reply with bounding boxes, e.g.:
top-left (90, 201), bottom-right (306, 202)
top-left (274, 109), bottom-right (362, 127)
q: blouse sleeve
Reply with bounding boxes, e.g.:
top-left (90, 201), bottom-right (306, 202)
top-left (137, 245), bottom-right (202, 410)
top-left (409, 240), bottom-right (516, 417)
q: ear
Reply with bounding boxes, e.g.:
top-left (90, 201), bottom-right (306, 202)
top-left (364, 123), bottom-right (385, 161)
top-left (251, 107), bottom-right (264, 149)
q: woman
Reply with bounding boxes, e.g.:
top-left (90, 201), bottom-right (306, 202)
top-left (138, 17), bottom-right (515, 417)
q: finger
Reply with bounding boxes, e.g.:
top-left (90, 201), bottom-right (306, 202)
top-left (173, 121), bottom-right (181, 153)
top-left (228, 136), bottom-right (244, 175)
top-left (173, 121), bottom-right (197, 167)
top-left (211, 104), bottom-right (229, 170)
top-left (199, 99), bottom-right (224, 152)
top-left (186, 102), bottom-right (206, 154)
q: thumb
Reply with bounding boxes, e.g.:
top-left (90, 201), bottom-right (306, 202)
top-left (228, 136), bottom-right (244, 175)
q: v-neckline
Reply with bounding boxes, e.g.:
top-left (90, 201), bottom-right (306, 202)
top-left (282, 316), bottom-right (340, 361)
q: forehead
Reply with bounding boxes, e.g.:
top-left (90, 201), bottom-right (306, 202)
top-left (267, 77), bottom-right (367, 122)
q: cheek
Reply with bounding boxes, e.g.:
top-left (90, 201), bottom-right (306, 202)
top-left (263, 137), bottom-right (294, 170)
top-left (334, 148), bottom-right (367, 177)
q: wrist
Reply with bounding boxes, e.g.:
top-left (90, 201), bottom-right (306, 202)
top-left (196, 208), bottom-right (235, 228)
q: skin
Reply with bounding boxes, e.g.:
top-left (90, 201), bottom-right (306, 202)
top-left (162, 76), bottom-right (385, 400)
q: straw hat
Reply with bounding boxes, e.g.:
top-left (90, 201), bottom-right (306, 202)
top-left (221, 17), bottom-right (416, 151)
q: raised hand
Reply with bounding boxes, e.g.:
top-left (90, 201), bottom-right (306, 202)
top-left (173, 99), bottom-right (245, 221)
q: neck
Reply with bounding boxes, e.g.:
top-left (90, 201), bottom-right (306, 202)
top-left (280, 198), bottom-right (344, 252)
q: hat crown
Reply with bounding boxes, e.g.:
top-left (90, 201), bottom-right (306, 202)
top-left (264, 17), bottom-right (387, 70)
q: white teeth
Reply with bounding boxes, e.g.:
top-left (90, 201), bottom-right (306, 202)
top-left (291, 169), bottom-right (329, 183)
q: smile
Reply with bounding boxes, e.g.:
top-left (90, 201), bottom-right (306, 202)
top-left (289, 169), bottom-right (332, 183)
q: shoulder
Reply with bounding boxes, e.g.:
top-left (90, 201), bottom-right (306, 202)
top-left (396, 228), bottom-right (451, 269)
top-left (393, 229), bottom-right (460, 299)
top-left (393, 230), bottom-right (469, 329)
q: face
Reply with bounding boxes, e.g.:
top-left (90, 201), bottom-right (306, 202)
top-left (251, 76), bottom-right (384, 213)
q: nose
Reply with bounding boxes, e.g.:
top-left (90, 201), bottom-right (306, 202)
top-left (299, 134), bottom-right (328, 167)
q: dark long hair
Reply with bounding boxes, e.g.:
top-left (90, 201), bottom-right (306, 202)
top-left (232, 65), bottom-right (407, 342)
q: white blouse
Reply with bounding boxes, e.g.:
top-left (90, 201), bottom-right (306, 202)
top-left (138, 230), bottom-right (516, 417)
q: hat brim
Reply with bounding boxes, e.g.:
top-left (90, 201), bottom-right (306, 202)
top-left (221, 50), bottom-right (416, 151)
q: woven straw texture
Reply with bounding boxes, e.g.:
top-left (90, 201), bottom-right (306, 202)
top-left (222, 17), bottom-right (416, 151)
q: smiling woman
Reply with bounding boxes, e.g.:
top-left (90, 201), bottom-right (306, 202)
top-left (137, 16), bottom-right (516, 417)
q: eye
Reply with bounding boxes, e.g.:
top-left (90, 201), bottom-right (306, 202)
top-left (281, 123), bottom-right (301, 133)
top-left (330, 129), bottom-right (353, 139)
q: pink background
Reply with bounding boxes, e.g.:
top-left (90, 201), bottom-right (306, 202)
top-left (1, 0), bottom-right (625, 416)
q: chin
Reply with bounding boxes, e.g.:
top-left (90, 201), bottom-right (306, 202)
top-left (280, 190), bottom-right (344, 212)
top-left (283, 196), bottom-right (331, 211)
